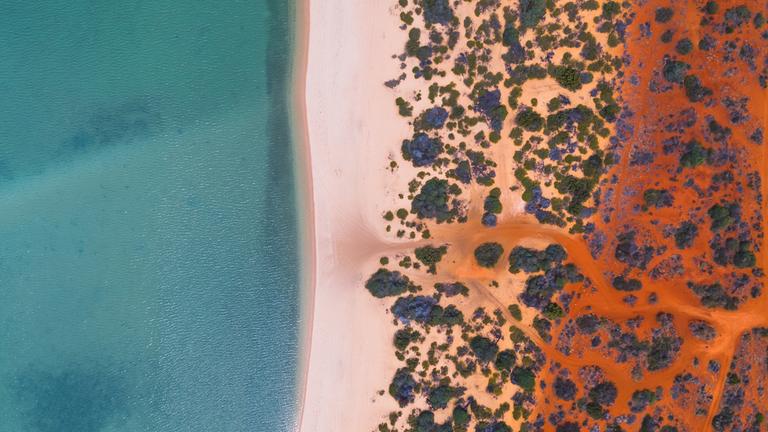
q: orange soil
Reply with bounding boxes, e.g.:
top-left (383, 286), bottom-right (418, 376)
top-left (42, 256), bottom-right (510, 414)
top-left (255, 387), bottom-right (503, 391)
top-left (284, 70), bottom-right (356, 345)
top-left (587, 0), bottom-right (768, 428)
top-left (422, 0), bottom-right (767, 429)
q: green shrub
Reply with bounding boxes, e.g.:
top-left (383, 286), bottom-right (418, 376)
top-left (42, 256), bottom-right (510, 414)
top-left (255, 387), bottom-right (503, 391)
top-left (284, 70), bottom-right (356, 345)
top-left (733, 249), bottom-right (756, 268)
top-left (394, 328), bottom-right (420, 351)
top-left (532, 316), bottom-right (552, 341)
top-left (674, 221), bottom-right (698, 249)
top-left (508, 244), bottom-right (566, 273)
top-left (510, 367), bottom-right (536, 392)
top-left (453, 406), bottom-right (470, 427)
top-left (675, 38), bottom-right (693, 55)
top-left (643, 189), bottom-right (673, 208)
top-left (612, 275), bottom-right (642, 291)
top-left (411, 178), bottom-right (459, 223)
top-left (434, 282), bottom-right (469, 297)
top-left (508, 304), bottom-right (523, 321)
top-left (414, 245), bottom-right (448, 273)
top-left (683, 75), bottom-right (712, 102)
top-left (589, 381), bottom-right (618, 405)
top-left (662, 60), bottom-right (689, 84)
top-left (365, 268), bottom-right (415, 297)
top-left (647, 335), bottom-right (681, 371)
top-left (707, 202), bottom-right (739, 231)
top-left (484, 191), bottom-right (503, 214)
top-left (427, 385), bottom-right (455, 409)
top-left (470, 336), bottom-right (499, 363)
top-left (519, 0), bottom-right (546, 29)
top-left (396, 97), bottom-right (413, 116)
top-left (515, 108), bottom-right (544, 131)
top-left (725, 5), bottom-right (752, 28)
top-left (475, 242), bottom-right (505, 268)
top-left (655, 7), bottom-right (674, 22)
top-left (688, 281), bottom-right (738, 309)
top-left (550, 65), bottom-right (582, 91)
top-left (542, 302), bottom-right (564, 319)
top-left (679, 140), bottom-right (711, 168)
top-left (601, 1), bottom-right (621, 19)
top-left (494, 349), bottom-right (517, 371)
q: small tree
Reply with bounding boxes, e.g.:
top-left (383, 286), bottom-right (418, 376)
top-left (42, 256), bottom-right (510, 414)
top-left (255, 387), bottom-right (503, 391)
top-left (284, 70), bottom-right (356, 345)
top-left (414, 245), bottom-right (448, 273)
top-left (553, 377), bottom-right (577, 400)
top-left (470, 336), bottom-right (499, 363)
top-left (474, 242), bottom-right (504, 268)
top-left (674, 221), bottom-right (698, 249)
top-left (427, 385), bottom-right (455, 409)
top-left (511, 366), bottom-right (536, 391)
top-left (494, 349), bottom-right (517, 371)
top-left (655, 7), bottom-right (674, 22)
top-left (388, 368), bottom-right (417, 407)
top-left (365, 268), bottom-right (414, 298)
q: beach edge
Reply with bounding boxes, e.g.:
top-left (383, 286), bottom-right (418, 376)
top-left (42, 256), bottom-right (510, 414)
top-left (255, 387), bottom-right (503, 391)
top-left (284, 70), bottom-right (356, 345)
top-left (289, 0), bottom-right (315, 429)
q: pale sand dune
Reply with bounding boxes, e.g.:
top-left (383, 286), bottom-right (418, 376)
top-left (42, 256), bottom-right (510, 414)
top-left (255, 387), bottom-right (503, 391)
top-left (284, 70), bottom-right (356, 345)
top-left (300, 1), bottom-right (415, 431)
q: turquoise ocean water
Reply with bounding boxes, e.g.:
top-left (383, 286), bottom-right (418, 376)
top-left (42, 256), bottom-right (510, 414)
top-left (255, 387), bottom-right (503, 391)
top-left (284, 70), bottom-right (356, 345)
top-left (0, 1), bottom-right (302, 431)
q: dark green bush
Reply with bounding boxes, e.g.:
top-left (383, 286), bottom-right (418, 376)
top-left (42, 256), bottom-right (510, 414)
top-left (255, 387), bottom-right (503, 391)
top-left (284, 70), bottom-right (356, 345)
top-left (647, 335), bottom-right (681, 371)
top-left (428, 304), bottom-right (465, 326)
top-left (474, 242), bottom-right (504, 268)
top-left (510, 366), bottom-right (536, 392)
top-left (508, 244), bottom-right (567, 273)
top-left (612, 275), bottom-right (642, 291)
top-left (679, 140), bottom-right (711, 168)
top-left (662, 60), bottom-right (690, 84)
top-left (427, 385), bottom-right (455, 409)
top-left (683, 75), bottom-right (712, 102)
top-left (643, 189), bottom-right (674, 208)
top-left (707, 202), bottom-right (739, 231)
top-left (589, 381), bottom-right (618, 406)
top-left (515, 108), bottom-right (544, 131)
top-left (434, 282), bottom-right (469, 297)
top-left (553, 376), bottom-right (577, 400)
top-left (453, 406), bottom-right (470, 427)
top-left (484, 190), bottom-right (503, 214)
top-left (494, 349), bottom-right (516, 371)
top-left (688, 281), bottom-right (739, 309)
top-left (675, 38), bottom-right (693, 55)
top-left (576, 314), bottom-right (601, 334)
top-left (674, 221), bottom-right (698, 249)
top-left (533, 316), bottom-right (552, 341)
top-left (629, 389), bottom-right (657, 413)
top-left (519, 0), bottom-right (546, 30)
top-left (470, 336), bottom-right (499, 363)
top-left (542, 302), bottom-right (564, 319)
top-left (411, 178), bottom-right (459, 223)
top-left (601, 1), bottom-right (621, 19)
top-left (394, 328), bottom-right (421, 351)
top-left (365, 268), bottom-right (414, 298)
top-left (733, 249), bottom-right (756, 268)
top-left (550, 65), bottom-right (582, 91)
top-left (725, 5), bottom-right (752, 28)
top-left (415, 245), bottom-right (448, 273)
top-left (389, 368), bottom-right (417, 407)
top-left (655, 7), bottom-right (674, 22)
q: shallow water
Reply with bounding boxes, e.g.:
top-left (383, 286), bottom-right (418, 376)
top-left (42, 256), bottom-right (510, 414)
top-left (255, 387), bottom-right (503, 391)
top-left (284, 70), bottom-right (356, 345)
top-left (0, 1), bottom-right (301, 431)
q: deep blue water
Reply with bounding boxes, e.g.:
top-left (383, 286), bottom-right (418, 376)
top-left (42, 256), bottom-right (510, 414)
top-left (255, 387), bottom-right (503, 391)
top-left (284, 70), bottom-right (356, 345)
top-left (0, 1), bottom-right (302, 431)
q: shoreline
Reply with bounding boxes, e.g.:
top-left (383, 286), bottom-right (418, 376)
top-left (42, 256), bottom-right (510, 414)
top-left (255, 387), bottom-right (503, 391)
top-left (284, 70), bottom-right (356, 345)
top-left (290, 0), bottom-right (314, 429)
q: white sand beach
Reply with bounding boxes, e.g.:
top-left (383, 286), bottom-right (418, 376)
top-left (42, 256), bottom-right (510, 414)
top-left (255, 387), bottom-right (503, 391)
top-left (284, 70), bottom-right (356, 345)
top-left (299, 1), bottom-right (416, 431)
